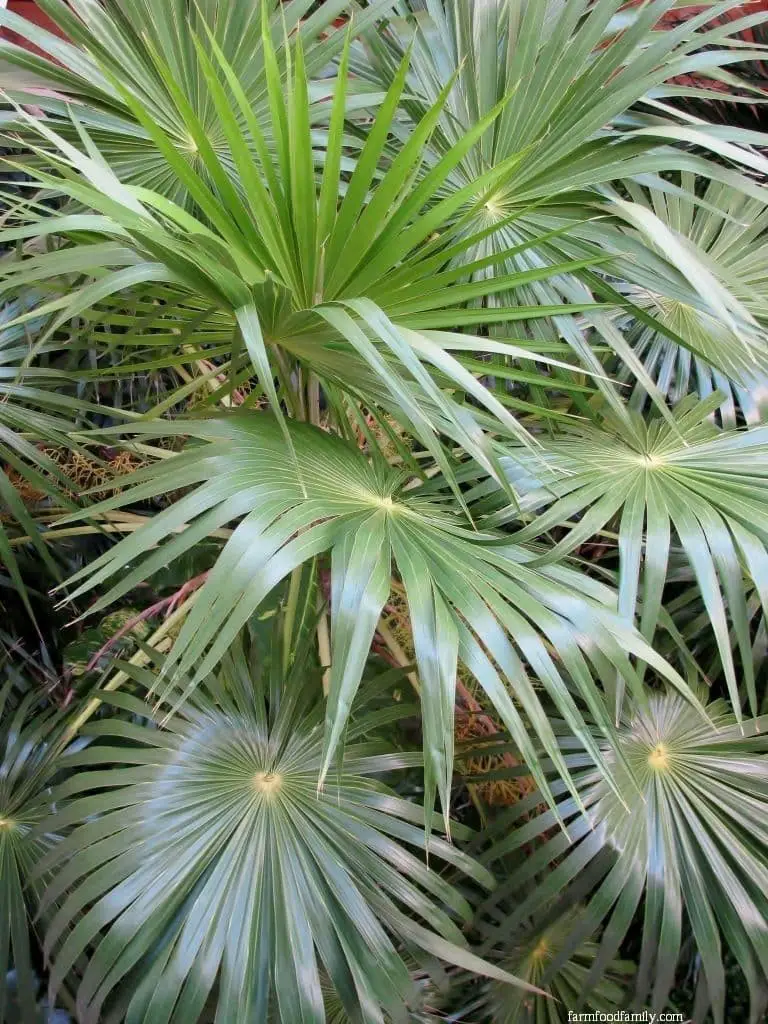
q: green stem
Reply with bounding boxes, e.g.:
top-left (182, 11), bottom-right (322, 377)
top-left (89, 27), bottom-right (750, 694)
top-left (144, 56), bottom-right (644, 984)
top-left (282, 566), bottom-right (303, 674)
top-left (375, 618), bottom-right (420, 696)
top-left (305, 370), bottom-right (332, 693)
top-left (316, 588), bottom-right (331, 696)
top-left (53, 595), bottom-right (197, 754)
top-left (273, 345), bottom-right (302, 419)
top-left (308, 372), bottom-right (321, 426)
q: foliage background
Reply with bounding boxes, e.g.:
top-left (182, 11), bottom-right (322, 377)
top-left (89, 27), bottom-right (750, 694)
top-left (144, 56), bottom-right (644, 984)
top-left (0, 1), bottom-right (768, 1022)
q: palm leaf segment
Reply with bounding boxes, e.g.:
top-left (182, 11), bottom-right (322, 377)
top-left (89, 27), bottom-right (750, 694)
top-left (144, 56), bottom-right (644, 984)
top-left (57, 412), bottom-right (688, 822)
top-left (0, 682), bottom-right (62, 1022)
top-left (488, 396), bottom-right (768, 719)
top-left (304, 964), bottom-right (446, 1024)
top-left (37, 634), bottom-right (532, 1024)
top-left (0, 292), bottom-right (82, 618)
top-left (0, 14), bottom-right (601, 499)
top-left (612, 177), bottom-right (768, 424)
top-left (0, 0), bottom-right (391, 201)
top-left (360, 0), bottom-right (768, 389)
top-left (486, 906), bottom-right (634, 1024)
top-left (372, 0), bottom-right (768, 199)
top-left (479, 694), bottom-right (768, 1024)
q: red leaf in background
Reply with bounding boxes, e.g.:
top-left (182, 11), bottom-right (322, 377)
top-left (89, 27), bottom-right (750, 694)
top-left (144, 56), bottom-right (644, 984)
top-left (1, 1), bottom-right (68, 59)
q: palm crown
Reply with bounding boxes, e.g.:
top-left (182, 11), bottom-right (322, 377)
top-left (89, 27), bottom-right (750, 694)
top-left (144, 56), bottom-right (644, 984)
top-left (0, 1), bottom-right (767, 1022)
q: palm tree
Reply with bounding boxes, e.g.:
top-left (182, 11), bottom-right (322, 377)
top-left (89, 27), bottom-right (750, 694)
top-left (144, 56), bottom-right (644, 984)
top-left (0, 1), bottom-right (766, 1022)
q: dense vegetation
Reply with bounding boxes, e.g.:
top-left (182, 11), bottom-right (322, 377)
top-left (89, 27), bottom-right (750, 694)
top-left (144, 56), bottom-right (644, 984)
top-left (1, 1), bottom-right (767, 1021)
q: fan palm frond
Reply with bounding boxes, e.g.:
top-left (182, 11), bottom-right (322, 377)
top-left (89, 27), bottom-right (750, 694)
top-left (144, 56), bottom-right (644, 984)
top-left (357, 0), bottom-right (768, 390)
top-left (0, 21), bottom-right (608, 499)
top-left (478, 693), bottom-right (768, 1024)
top-left (0, 0), bottom-right (391, 202)
top-left (0, 681), bottom-right (63, 1021)
top-left (487, 906), bottom-right (635, 1024)
top-left (53, 412), bottom-right (691, 821)
top-left (611, 176), bottom-right (768, 425)
top-left (269, 957), bottom-right (450, 1023)
top-left (0, 291), bottom-right (84, 618)
top-left (37, 626), bottom-right (533, 1024)
top-left (486, 395), bottom-right (768, 719)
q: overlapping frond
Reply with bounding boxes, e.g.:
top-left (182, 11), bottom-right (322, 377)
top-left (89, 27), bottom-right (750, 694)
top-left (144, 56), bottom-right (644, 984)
top-left (486, 907), bottom-right (635, 1024)
top-left (53, 412), bottom-right (695, 822)
top-left (0, 3), bottom-right (765, 1020)
top-left (0, 21), bottom-right (611, 501)
top-left (36, 630), bottom-right (531, 1024)
top-left (0, 682), bottom-right (63, 1021)
top-left (478, 693), bottom-right (768, 1024)
top-left (0, 291), bottom-right (83, 617)
top-left (611, 177), bottom-right (768, 423)
top-left (0, 0), bottom-right (391, 201)
top-left (356, 0), bottom-right (768, 390)
top-left (483, 395), bottom-right (768, 718)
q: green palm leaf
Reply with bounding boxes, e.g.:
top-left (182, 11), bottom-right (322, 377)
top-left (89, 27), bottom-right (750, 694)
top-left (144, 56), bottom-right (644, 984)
top-left (36, 627), bottom-right (534, 1024)
top-left (488, 395), bottom-right (768, 718)
top-left (53, 411), bottom-right (692, 821)
top-left (0, 0), bottom-right (391, 202)
top-left (0, 25), bottom-right (604, 501)
top-left (0, 2), bottom-right (765, 1019)
top-left (357, 0), bottom-right (768, 389)
top-left (0, 682), bottom-right (63, 1022)
top-left (610, 176), bottom-right (768, 425)
top-left (365, 0), bottom-right (768, 197)
top-left (478, 693), bottom-right (768, 1024)
top-left (270, 961), bottom-right (449, 1024)
top-left (487, 907), bottom-right (634, 1024)
top-left (0, 292), bottom-right (83, 619)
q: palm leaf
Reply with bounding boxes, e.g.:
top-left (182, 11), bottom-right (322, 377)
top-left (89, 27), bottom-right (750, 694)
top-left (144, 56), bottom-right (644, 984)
top-left (0, 680), bottom-right (64, 1022)
top-left (36, 625), bottom-right (535, 1024)
top-left (610, 176), bottom-right (768, 425)
top-left (0, 0), bottom-right (392, 203)
top-left (0, 32), bottom-right (605, 500)
top-left (355, 0), bottom-right (768, 389)
top-left (270, 960), bottom-right (450, 1024)
top-left (477, 693), bottom-right (768, 1024)
top-left (0, 291), bottom-right (83, 619)
top-left (486, 906), bottom-right (635, 1024)
top-left (487, 395), bottom-right (768, 719)
top-left (53, 411), bottom-right (693, 821)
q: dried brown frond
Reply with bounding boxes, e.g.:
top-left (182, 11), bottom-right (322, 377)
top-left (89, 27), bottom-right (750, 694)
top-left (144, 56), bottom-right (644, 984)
top-left (455, 710), bottom-right (536, 808)
top-left (43, 446), bottom-right (146, 499)
top-left (347, 408), bottom-right (413, 460)
top-left (3, 468), bottom-right (47, 504)
top-left (2, 446), bottom-right (148, 519)
top-left (380, 582), bottom-right (534, 810)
